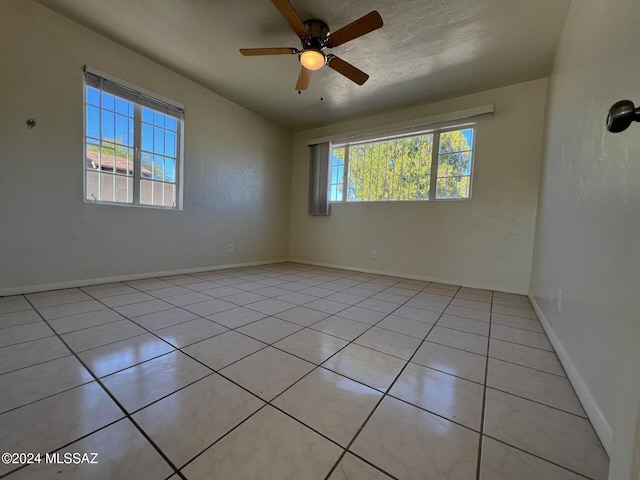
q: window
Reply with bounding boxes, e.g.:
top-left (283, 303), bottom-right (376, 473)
top-left (84, 69), bottom-right (184, 208)
top-left (329, 126), bottom-right (474, 202)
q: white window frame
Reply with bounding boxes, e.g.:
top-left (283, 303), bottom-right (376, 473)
top-left (329, 123), bottom-right (476, 203)
top-left (83, 66), bottom-right (185, 210)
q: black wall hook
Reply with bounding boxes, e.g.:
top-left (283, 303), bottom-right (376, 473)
top-left (606, 100), bottom-right (640, 133)
top-left (26, 119), bottom-right (36, 129)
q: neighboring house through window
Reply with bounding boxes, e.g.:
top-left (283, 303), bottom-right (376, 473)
top-left (84, 67), bottom-right (184, 209)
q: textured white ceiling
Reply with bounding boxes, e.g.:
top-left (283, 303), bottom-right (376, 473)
top-left (35, 0), bottom-right (571, 130)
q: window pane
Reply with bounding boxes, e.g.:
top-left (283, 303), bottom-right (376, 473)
top-left (154, 111), bottom-right (165, 127)
top-left (115, 98), bottom-right (129, 115)
top-left (100, 146), bottom-right (116, 173)
top-left (87, 87), bottom-right (100, 106)
top-left (140, 179), bottom-right (152, 205)
top-left (437, 152), bottom-right (472, 177)
top-left (115, 175), bottom-right (133, 203)
top-left (165, 159), bottom-right (176, 183)
top-left (153, 155), bottom-right (164, 181)
top-left (154, 127), bottom-right (165, 154)
top-left (165, 116), bottom-right (177, 131)
top-left (436, 176), bottom-right (470, 199)
top-left (142, 123), bottom-right (153, 152)
top-left (140, 180), bottom-right (173, 207)
top-left (101, 92), bottom-right (115, 112)
top-left (101, 110), bottom-right (114, 141)
top-left (115, 114), bottom-right (129, 146)
top-left (142, 108), bottom-right (153, 124)
top-left (86, 170), bottom-right (99, 201)
top-left (141, 153), bottom-right (153, 178)
top-left (165, 132), bottom-right (177, 158)
top-left (100, 173), bottom-right (115, 202)
top-left (86, 106), bottom-right (100, 139)
top-left (164, 183), bottom-right (176, 207)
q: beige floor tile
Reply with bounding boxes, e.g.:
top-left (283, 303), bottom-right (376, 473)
top-left (134, 374), bottom-right (264, 467)
top-left (376, 315), bottom-right (434, 338)
top-left (480, 436), bottom-right (586, 480)
top-left (490, 324), bottom-right (553, 351)
top-left (0, 355), bottom-right (93, 413)
top-left (412, 341), bottom-right (486, 383)
top-left (0, 382), bottom-right (123, 476)
top-left (322, 343), bottom-right (406, 392)
top-left (484, 389), bottom-right (609, 480)
top-left (487, 358), bottom-right (585, 416)
top-left (489, 338), bottom-right (564, 376)
top-left (182, 405), bottom-right (342, 480)
top-left (311, 316), bottom-right (371, 341)
top-left (237, 316), bottom-right (303, 344)
top-left (48, 308), bottom-right (124, 334)
top-left (155, 317), bottom-right (227, 348)
top-left (335, 305), bottom-right (387, 325)
top-left (392, 305), bottom-right (440, 323)
top-left (427, 326), bottom-right (488, 355)
top-left (437, 314), bottom-right (490, 336)
top-left (8, 419), bottom-right (173, 480)
top-left (491, 313), bottom-right (544, 333)
top-left (273, 368), bottom-right (382, 446)
top-left (79, 332), bottom-right (175, 377)
top-left (273, 328), bottom-right (348, 364)
top-left (61, 319), bottom-right (146, 352)
top-left (390, 362), bottom-right (484, 430)
top-left (327, 453), bottom-right (394, 480)
top-left (0, 322), bottom-right (54, 348)
top-left (102, 351), bottom-right (211, 412)
top-left (183, 330), bottom-right (265, 370)
top-left (351, 396), bottom-right (479, 480)
top-left (354, 327), bottom-right (422, 360)
top-left (0, 309), bottom-right (42, 329)
top-left (220, 347), bottom-right (315, 401)
top-left (0, 336), bottom-right (70, 375)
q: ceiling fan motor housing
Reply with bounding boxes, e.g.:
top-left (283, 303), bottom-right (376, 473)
top-left (302, 19), bottom-right (330, 49)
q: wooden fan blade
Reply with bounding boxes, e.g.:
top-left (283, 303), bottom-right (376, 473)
top-left (295, 66), bottom-right (311, 91)
top-left (240, 48), bottom-right (297, 56)
top-left (326, 11), bottom-right (383, 48)
top-left (271, 0), bottom-right (309, 38)
top-left (326, 55), bottom-right (369, 85)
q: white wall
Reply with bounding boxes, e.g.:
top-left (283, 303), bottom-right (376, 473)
top-left (0, 0), bottom-right (293, 294)
top-left (529, 0), bottom-right (640, 477)
top-left (289, 79), bottom-right (547, 293)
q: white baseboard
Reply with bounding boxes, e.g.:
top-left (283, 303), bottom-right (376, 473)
top-left (529, 295), bottom-right (613, 455)
top-left (288, 258), bottom-right (527, 295)
top-left (0, 259), bottom-right (289, 296)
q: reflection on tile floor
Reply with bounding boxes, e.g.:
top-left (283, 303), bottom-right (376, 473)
top-left (0, 263), bottom-right (609, 479)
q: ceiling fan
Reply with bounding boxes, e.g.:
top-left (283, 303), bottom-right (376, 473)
top-left (240, 0), bottom-right (383, 91)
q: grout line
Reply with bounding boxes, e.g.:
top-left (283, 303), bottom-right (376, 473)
top-left (475, 289), bottom-right (493, 480)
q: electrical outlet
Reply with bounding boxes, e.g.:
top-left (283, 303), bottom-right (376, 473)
top-left (227, 243), bottom-right (234, 254)
top-left (557, 289), bottom-right (562, 313)
top-left (371, 249), bottom-right (378, 259)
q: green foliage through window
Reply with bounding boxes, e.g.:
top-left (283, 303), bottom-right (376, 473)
top-left (329, 127), bottom-right (474, 202)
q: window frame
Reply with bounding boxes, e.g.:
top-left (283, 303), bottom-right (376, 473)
top-left (329, 123), bottom-right (476, 203)
top-left (83, 67), bottom-right (185, 210)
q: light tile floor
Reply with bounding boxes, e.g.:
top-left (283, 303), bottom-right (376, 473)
top-left (0, 263), bottom-right (609, 479)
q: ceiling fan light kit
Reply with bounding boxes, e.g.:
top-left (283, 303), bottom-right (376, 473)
top-left (240, 0), bottom-right (383, 90)
top-left (299, 49), bottom-right (325, 71)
